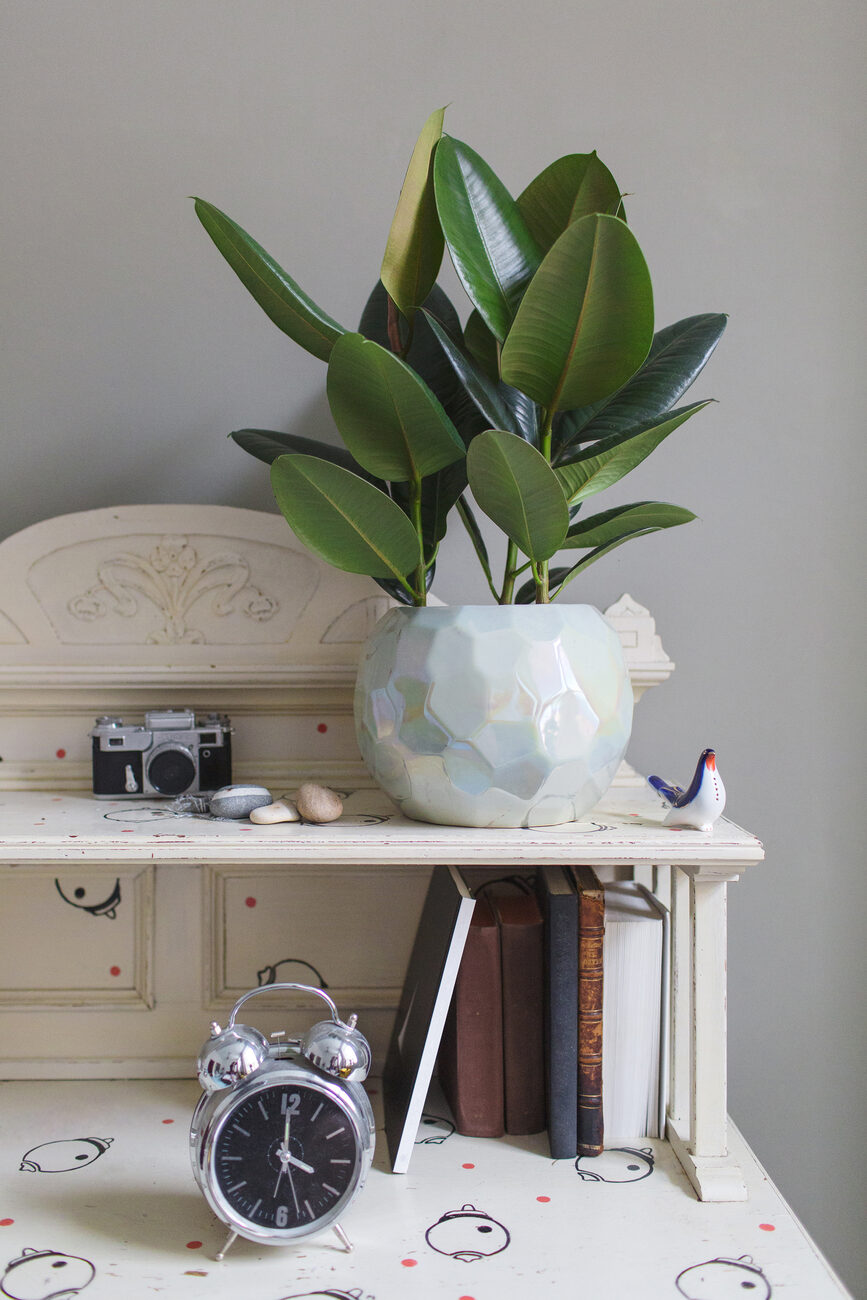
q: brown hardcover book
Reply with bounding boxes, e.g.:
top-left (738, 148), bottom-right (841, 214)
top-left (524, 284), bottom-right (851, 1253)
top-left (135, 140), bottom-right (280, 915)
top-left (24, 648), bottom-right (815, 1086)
top-left (437, 895), bottom-right (505, 1138)
top-left (571, 864), bottom-right (605, 1155)
top-left (490, 889), bottom-right (546, 1135)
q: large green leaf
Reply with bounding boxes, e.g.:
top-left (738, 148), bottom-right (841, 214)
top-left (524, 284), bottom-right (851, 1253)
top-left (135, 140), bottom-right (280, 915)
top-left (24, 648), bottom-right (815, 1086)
top-left (433, 135), bottom-right (540, 342)
top-left (501, 213), bottom-right (653, 412)
top-left (193, 199), bottom-right (345, 362)
top-left (553, 313), bottom-right (727, 459)
top-left (422, 310), bottom-right (526, 439)
top-left (516, 153), bottom-right (623, 255)
top-left (380, 107), bottom-right (445, 317)
top-left (561, 500), bottom-right (696, 547)
top-left (555, 403), bottom-right (708, 505)
top-left (326, 333), bottom-right (465, 482)
top-left (467, 430), bottom-right (568, 562)
top-left (270, 454), bottom-right (421, 580)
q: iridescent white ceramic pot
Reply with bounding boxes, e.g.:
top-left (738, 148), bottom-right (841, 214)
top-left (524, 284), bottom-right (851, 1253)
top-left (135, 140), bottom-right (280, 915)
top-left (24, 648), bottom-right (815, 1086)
top-left (354, 604), bottom-right (633, 829)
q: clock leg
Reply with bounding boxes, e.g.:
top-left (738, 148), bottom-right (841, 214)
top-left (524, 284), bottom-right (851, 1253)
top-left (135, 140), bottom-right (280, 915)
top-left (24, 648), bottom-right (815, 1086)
top-left (333, 1223), bottom-right (353, 1253)
top-left (215, 1229), bottom-right (239, 1261)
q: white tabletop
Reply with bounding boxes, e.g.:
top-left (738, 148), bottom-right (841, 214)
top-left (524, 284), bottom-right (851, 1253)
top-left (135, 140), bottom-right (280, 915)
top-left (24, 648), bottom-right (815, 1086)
top-left (0, 786), bottom-right (764, 872)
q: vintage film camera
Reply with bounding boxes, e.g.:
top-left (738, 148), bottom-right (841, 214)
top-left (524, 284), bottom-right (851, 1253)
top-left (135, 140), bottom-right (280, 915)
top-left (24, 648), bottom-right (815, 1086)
top-left (91, 709), bottom-right (232, 798)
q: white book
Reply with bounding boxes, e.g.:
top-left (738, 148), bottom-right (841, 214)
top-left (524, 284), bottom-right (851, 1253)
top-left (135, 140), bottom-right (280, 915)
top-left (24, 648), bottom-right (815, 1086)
top-left (602, 882), bottom-right (670, 1141)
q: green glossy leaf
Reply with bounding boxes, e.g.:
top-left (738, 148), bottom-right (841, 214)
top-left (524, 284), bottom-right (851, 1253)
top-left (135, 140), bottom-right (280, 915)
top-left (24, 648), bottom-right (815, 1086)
top-left (230, 428), bottom-right (372, 478)
top-left (423, 310), bottom-right (529, 441)
top-left (467, 430), bottom-right (568, 562)
top-left (270, 455), bottom-right (420, 580)
top-left (501, 213), bottom-right (653, 412)
top-left (516, 152), bottom-right (623, 254)
top-left (381, 107), bottom-right (446, 317)
top-left (359, 281), bottom-right (463, 411)
top-left (193, 199), bottom-right (344, 362)
top-left (553, 313), bottom-right (727, 458)
top-left (562, 500), bottom-right (696, 548)
top-left (463, 309), bottom-right (500, 381)
top-left (555, 403), bottom-right (708, 505)
top-left (433, 135), bottom-right (540, 342)
top-left (326, 333), bottom-right (465, 482)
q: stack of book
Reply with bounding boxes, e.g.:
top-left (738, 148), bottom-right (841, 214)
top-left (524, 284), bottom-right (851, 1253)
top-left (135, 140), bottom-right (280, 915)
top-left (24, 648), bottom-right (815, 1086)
top-left (436, 868), bottom-right (669, 1157)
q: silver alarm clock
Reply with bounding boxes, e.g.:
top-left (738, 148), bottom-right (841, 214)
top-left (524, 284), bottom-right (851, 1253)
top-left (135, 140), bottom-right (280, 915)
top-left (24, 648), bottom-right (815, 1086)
top-left (190, 983), bottom-right (375, 1259)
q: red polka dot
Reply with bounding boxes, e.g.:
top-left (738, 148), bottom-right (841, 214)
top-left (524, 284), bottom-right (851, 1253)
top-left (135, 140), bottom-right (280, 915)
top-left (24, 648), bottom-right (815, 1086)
top-left (317, 723), bottom-right (328, 733)
top-left (122, 829), bottom-right (133, 833)
top-left (462, 1162), bottom-right (475, 1169)
top-left (537, 1195), bottom-right (551, 1203)
top-left (245, 896), bottom-right (257, 908)
top-left (186, 1241), bottom-right (203, 1250)
top-left (56, 748), bottom-right (66, 759)
top-left (459, 1295), bottom-right (476, 1300)
top-left (759, 1222), bottom-right (776, 1231)
top-left (162, 1119), bottom-right (174, 1125)
top-left (0, 1219), bottom-right (13, 1227)
top-left (401, 1258), bottom-right (418, 1267)
top-left (110, 966), bottom-right (121, 977)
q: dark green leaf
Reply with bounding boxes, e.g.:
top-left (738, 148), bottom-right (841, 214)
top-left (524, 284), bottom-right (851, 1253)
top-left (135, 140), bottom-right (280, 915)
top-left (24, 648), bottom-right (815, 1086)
top-left (422, 309), bottom-right (534, 442)
top-left (562, 500), bottom-right (696, 548)
top-left (456, 496), bottom-right (494, 591)
top-left (433, 135), bottom-right (540, 342)
top-left (381, 107), bottom-right (446, 316)
top-left (270, 455), bottom-right (420, 580)
top-left (326, 333), bottom-right (465, 482)
top-left (553, 313), bottom-right (727, 458)
top-left (501, 213), bottom-right (654, 412)
top-left (467, 430), bottom-right (568, 562)
top-left (193, 198), bottom-right (345, 362)
top-left (390, 460), bottom-right (468, 557)
top-left (230, 428), bottom-right (372, 479)
top-left (516, 152), bottom-right (623, 254)
top-left (463, 309), bottom-right (500, 381)
top-left (555, 403), bottom-right (708, 505)
top-left (515, 568), bottom-right (572, 603)
top-left (358, 281), bottom-right (462, 408)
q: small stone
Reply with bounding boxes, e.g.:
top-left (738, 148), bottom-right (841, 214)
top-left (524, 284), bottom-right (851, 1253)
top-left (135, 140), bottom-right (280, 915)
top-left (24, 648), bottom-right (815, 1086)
top-left (208, 785), bottom-right (272, 819)
top-left (295, 782), bottom-right (343, 823)
top-left (249, 799), bottom-right (300, 825)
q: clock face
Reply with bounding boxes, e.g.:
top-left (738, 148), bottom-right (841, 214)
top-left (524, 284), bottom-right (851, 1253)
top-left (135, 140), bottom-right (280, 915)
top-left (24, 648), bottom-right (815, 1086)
top-left (212, 1081), bottom-right (361, 1234)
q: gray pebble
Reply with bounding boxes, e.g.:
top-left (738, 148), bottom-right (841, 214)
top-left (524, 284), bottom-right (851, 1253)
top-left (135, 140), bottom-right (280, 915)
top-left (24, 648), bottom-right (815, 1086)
top-left (209, 784), bottom-right (273, 819)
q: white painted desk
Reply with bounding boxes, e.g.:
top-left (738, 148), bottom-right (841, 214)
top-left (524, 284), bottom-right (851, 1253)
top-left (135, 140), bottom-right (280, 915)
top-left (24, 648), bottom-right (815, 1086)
top-left (0, 1078), bottom-right (849, 1298)
top-left (0, 784), bottom-right (761, 1206)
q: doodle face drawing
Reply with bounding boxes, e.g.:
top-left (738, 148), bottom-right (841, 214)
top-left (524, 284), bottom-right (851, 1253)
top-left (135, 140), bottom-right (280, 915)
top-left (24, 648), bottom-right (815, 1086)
top-left (54, 879), bottom-right (122, 919)
top-left (279, 1289), bottom-right (367, 1299)
top-left (575, 1147), bottom-right (655, 1183)
top-left (0, 1248), bottom-right (95, 1300)
top-left (415, 1113), bottom-right (455, 1144)
top-left (675, 1255), bottom-right (772, 1299)
top-left (19, 1138), bottom-right (113, 1174)
top-left (425, 1204), bottom-right (511, 1262)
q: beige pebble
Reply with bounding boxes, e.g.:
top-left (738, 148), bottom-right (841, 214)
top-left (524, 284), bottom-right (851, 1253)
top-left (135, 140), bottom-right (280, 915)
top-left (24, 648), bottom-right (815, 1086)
top-left (295, 782), bottom-right (343, 823)
top-left (249, 799), bottom-right (300, 825)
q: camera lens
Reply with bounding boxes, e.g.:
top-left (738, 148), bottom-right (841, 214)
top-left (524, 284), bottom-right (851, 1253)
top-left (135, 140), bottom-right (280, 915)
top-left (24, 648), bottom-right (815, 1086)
top-left (147, 747), bottom-right (196, 795)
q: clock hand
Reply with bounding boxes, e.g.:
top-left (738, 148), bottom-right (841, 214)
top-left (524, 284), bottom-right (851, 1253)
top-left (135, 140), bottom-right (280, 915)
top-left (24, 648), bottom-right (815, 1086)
top-left (285, 1152), bottom-right (315, 1175)
top-left (286, 1160), bottom-right (300, 1217)
top-left (273, 1165), bottom-right (285, 1198)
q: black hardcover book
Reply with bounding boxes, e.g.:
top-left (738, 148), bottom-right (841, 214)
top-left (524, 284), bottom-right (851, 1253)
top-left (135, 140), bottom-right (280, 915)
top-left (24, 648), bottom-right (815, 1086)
top-left (535, 865), bottom-right (579, 1158)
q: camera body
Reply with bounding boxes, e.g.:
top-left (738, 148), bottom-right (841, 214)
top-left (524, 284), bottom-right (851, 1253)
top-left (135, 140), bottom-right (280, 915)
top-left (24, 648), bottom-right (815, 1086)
top-left (91, 709), bottom-right (232, 798)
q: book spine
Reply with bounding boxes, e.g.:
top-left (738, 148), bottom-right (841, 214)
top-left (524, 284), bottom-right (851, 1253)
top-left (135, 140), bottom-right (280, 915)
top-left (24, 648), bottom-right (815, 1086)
top-left (494, 893), bottom-right (546, 1136)
top-left (577, 883), bottom-right (605, 1156)
top-left (437, 898), bottom-right (505, 1138)
top-left (537, 868), bottom-right (578, 1159)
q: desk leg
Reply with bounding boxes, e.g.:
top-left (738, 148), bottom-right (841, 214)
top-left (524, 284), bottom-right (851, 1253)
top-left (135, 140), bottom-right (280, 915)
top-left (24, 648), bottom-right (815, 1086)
top-left (667, 875), bottom-right (748, 1201)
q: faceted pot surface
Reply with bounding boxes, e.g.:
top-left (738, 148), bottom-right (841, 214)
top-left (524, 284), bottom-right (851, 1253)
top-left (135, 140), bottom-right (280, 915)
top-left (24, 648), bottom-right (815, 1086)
top-left (354, 604), bottom-right (632, 828)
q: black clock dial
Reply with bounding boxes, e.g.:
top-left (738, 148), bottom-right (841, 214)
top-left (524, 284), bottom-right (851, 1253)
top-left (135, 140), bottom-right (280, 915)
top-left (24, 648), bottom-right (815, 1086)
top-left (213, 1082), bottom-right (360, 1230)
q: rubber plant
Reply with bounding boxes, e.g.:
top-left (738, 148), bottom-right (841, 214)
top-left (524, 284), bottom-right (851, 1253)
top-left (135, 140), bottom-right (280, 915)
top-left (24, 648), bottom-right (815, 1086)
top-left (194, 108), bottom-right (725, 604)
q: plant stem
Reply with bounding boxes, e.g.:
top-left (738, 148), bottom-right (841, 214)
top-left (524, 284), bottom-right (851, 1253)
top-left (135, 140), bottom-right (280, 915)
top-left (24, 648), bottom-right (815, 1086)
top-left (386, 295), bottom-right (414, 359)
top-left (410, 473), bottom-right (426, 605)
top-left (536, 406), bottom-right (555, 602)
top-left (500, 540), bottom-right (518, 604)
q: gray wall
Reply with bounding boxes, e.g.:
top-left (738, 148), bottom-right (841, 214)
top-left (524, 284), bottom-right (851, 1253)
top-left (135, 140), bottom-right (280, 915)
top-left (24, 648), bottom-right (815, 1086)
top-left (2, 0), bottom-right (864, 1289)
